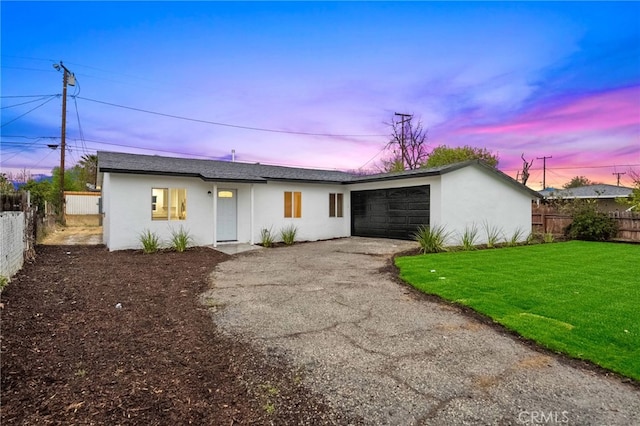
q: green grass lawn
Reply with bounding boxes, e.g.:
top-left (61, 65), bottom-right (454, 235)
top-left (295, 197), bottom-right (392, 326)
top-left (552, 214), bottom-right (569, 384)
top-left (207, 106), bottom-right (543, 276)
top-left (395, 241), bottom-right (640, 381)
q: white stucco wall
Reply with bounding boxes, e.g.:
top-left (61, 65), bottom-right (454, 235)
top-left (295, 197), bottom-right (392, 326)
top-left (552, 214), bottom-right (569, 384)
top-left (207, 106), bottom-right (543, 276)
top-left (440, 165), bottom-right (534, 245)
top-left (103, 173), bottom-right (215, 250)
top-left (252, 182), bottom-right (350, 243)
top-left (102, 173), bottom-right (351, 250)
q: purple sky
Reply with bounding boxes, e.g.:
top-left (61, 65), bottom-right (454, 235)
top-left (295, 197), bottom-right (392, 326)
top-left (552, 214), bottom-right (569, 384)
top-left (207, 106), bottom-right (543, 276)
top-left (2, 2), bottom-right (639, 189)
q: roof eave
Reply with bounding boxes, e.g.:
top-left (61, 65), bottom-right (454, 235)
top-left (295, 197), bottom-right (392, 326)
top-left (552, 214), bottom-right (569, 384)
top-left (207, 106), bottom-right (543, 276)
top-left (99, 167), bottom-right (268, 183)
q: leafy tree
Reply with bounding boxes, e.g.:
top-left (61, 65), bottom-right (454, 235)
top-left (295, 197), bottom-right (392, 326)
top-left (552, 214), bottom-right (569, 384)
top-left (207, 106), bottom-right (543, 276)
top-left (380, 157), bottom-right (405, 173)
top-left (382, 115), bottom-right (429, 171)
top-left (20, 178), bottom-right (53, 212)
top-left (563, 176), bottom-right (592, 189)
top-left (617, 169), bottom-right (640, 211)
top-left (0, 173), bottom-right (15, 193)
top-left (49, 167), bottom-right (83, 214)
top-left (424, 145), bottom-right (499, 168)
top-left (77, 154), bottom-right (98, 187)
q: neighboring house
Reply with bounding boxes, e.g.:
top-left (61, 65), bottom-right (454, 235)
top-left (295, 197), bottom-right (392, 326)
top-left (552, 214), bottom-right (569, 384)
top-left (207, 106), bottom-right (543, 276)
top-left (540, 184), bottom-right (633, 212)
top-left (97, 151), bottom-right (541, 251)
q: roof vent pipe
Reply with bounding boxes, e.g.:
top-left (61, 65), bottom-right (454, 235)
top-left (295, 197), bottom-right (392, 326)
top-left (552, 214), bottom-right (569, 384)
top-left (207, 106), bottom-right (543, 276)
top-left (232, 149), bottom-right (235, 162)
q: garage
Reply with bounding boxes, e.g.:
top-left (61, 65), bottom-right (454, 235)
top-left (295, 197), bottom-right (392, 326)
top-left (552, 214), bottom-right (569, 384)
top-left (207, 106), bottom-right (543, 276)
top-left (351, 185), bottom-right (430, 240)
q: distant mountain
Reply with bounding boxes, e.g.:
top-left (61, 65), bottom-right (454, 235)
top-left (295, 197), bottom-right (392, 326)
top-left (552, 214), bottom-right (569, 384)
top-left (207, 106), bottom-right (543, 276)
top-left (11, 174), bottom-right (53, 190)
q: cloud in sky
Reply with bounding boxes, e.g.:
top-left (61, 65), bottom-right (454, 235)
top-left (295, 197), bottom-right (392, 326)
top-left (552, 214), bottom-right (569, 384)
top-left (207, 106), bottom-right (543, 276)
top-left (1, 1), bottom-right (639, 189)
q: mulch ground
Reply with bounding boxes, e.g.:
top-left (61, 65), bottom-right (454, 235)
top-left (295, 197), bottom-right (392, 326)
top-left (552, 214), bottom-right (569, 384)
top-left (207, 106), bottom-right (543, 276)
top-left (1, 245), bottom-right (359, 425)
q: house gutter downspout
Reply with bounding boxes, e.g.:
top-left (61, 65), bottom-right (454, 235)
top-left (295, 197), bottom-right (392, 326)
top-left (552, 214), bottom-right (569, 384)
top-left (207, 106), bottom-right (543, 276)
top-left (212, 183), bottom-right (218, 248)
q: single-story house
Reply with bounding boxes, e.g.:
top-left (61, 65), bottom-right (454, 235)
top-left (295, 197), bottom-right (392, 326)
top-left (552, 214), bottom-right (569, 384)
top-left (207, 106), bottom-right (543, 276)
top-left (540, 184), bottom-right (634, 212)
top-left (97, 151), bottom-right (541, 251)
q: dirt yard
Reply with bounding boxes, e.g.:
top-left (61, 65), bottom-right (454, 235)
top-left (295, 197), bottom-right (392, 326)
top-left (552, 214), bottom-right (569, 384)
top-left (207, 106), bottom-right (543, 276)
top-left (0, 244), bottom-right (359, 425)
top-left (39, 225), bottom-right (103, 245)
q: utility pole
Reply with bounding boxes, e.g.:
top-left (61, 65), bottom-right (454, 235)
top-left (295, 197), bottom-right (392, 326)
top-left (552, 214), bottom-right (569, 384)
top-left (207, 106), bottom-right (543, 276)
top-left (394, 112), bottom-right (412, 169)
top-left (53, 61), bottom-right (75, 223)
top-left (612, 172), bottom-right (626, 186)
top-left (537, 155), bottom-right (552, 189)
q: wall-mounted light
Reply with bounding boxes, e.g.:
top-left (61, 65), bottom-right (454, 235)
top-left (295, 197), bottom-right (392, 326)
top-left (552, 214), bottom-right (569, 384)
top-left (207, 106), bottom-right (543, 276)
top-left (207, 190), bottom-right (212, 196)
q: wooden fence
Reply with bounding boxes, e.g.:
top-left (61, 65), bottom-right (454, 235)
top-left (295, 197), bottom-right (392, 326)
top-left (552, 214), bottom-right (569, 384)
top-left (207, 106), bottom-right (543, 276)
top-left (532, 206), bottom-right (640, 242)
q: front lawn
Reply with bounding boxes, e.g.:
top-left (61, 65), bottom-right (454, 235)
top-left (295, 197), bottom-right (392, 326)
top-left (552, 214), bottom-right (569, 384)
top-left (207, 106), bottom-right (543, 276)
top-left (395, 241), bottom-right (640, 381)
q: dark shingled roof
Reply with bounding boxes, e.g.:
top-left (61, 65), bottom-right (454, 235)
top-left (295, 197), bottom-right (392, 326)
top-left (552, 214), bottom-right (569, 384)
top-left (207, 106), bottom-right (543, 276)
top-left (98, 151), bottom-right (354, 183)
top-left (97, 151), bottom-right (541, 198)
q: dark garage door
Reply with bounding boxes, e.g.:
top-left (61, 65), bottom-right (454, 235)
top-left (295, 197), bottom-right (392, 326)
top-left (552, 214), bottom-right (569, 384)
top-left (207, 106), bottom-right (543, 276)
top-left (351, 185), bottom-right (430, 240)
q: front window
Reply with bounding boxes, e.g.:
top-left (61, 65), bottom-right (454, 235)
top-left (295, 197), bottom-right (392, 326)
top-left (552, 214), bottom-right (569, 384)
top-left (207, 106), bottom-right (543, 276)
top-left (152, 188), bottom-right (186, 221)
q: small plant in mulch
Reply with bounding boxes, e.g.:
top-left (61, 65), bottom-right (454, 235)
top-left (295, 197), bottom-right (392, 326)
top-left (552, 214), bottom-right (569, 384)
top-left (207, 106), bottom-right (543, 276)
top-left (139, 229), bottom-right (161, 254)
top-left (280, 225), bottom-right (298, 245)
top-left (169, 226), bottom-right (193, 252)
top-left (0, 275), bottom-right (9, 293)
top-left (260, 227), bottom-right (275, 247)
top-left (260, 383), bottom-right (279, 415)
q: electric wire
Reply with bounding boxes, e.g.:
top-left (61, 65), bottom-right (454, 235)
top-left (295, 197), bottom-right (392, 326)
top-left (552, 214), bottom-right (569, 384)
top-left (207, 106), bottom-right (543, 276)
top-left (75, 96), bottom-right (387, 138)
top-left (0, 94), bottom-right (58, 98)
top-left (0, 95), bottom-right (59, 128)
top-left (1, 95), bottom-right (55, 110)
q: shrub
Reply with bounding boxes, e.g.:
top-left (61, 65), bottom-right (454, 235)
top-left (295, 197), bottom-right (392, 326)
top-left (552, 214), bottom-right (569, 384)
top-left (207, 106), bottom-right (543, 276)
top-left (139, 229), bottom-right (161, 254)
top-left (482, 221), bottom-right (504, 248)
top-left (280, 225), bottom-right (297, 245)
top-left (413, 224), bottom-right (451, 254)
top-left (565, 207), bottom-right (618, 241)
top-left (543, 232), bottom-right (555, 243)
top-left (260, 227), bottom-right (275, 248)
top-left (459, 224), bottom-right (479, 251)
top-left (169, 226), bottom-right (193, 252)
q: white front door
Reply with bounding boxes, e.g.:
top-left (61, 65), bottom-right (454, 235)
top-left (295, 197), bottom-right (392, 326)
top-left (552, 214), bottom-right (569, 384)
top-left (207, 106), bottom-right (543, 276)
top-left (216, 189), bottom-right (237, 241)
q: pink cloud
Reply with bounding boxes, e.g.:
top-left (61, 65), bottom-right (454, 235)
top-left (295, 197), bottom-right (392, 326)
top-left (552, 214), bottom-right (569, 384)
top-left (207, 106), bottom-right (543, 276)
top-left (463, 85), bottom-right (640, 136)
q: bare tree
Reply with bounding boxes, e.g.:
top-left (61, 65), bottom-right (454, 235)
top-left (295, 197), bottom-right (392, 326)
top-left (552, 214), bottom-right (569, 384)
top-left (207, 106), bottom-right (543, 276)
top-left (384, 114), bottom-right (429, 171)
top-left (520, 154), bottom-right (534, 185)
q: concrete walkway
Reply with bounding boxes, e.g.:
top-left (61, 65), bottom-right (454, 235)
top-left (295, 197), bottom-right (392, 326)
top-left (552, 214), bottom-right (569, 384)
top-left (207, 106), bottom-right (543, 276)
top-left (204, 237), bottom-right (639, 425)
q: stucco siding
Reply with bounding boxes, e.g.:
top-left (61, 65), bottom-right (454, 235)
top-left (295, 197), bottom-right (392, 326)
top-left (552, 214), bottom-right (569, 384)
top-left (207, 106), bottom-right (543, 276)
top-left (104, 173), bottom-right (215, 250)
top-left (252, 182), bottom-right (350, 243)
top-left (102, 173), bottom-right (351, 250)
top-left (440, 165), bottom-right (533, 245)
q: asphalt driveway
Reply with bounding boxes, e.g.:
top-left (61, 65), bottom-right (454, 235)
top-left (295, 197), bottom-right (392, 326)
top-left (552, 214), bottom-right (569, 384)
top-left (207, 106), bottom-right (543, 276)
top-left (203, 237), bottom-right (639, 425)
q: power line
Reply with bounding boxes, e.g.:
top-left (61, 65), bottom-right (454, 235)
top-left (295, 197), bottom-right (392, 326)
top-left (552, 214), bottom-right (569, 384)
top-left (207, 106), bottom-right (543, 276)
top-left (75, 96), bottom-right (386, 138)
top-left (0, 95), bottom-right (59, 128)
top-left (0, 94), bottom-right (59, 98)
top-left (1, 95), bottom-right (55, 109)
